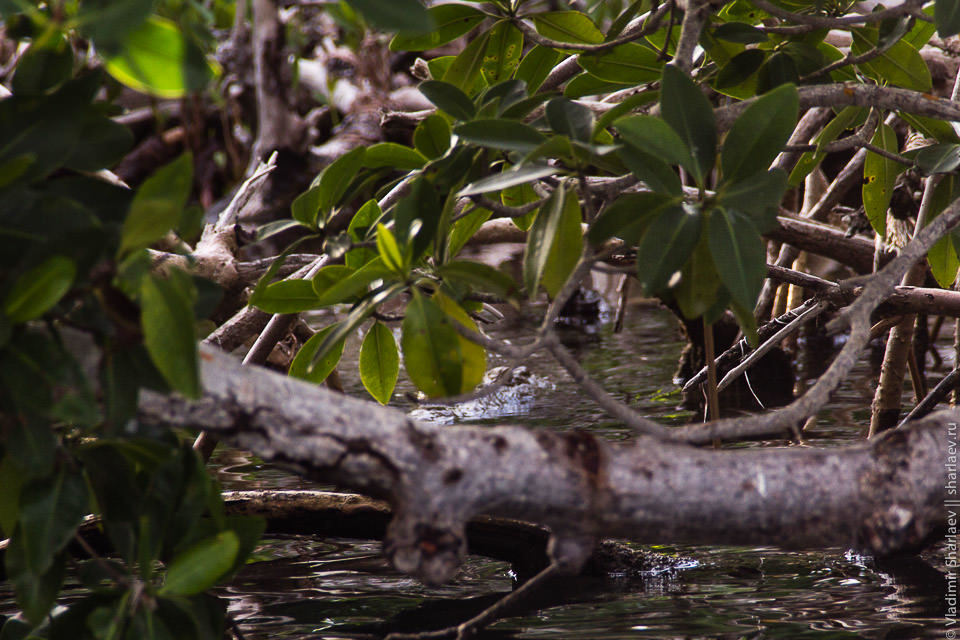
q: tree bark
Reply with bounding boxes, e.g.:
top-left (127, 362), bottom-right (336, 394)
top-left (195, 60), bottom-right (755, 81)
top-left (140, 345), bottom-right (950, 586)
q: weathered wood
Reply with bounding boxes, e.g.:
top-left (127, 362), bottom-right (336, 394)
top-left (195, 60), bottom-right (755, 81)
top-left (140, 345), bottom-right (950, 586)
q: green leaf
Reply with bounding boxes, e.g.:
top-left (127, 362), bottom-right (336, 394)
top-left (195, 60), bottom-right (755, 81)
top-left (862, 123), bottom-right (902, 237)
top-left (615, 115), bottom-right (695, 171)
top-left (899, 112), bottom-right (960, 144)
top-left (459, 164), bottom-right (558, 196)
top-left (524, 183), bottom-right (566, 296)
top-left (707, 208), bottom-right (766, 309)
top-left (63, 111), bottom-right (134, 172)
top-left (314, 258), bottom-right (394, 307)
top-left (541, 190), bottom-right (583, 297)
top-left (294, 147), bottom-right (366, 227)
top-left (715, 49), bottom-right (765, 90)
top-left (249, 279), bottom-right (320, 313)
top-left (588, 191), bottom-right (676, 246)
top-left (675, 236), bottom-right (723, 320)
top-left (419, 80), bottom-right (476, 121)
top-left (660, 65), bottom-right (716, 187)
top-left (913, 143), bottom-right (960, 174)
top-left (502, 180), bottom-right (539, 230)
top-left (929, 233), bottom-right (960, 287)
top-left (104, 15), bottom-right (216, 98)
top-left (439, 260), bottom-right (518, 298)
top-left (363, 143), bottom-right (427, 170)
top-left (346, 0), bottom-right (431, 33)
top-left (577, 43), bottom-right (662, 84)
top-left (140, 270), bottom-right (200, 398)
top-left (454, 119), bottom-right (547, 152)
top-left (414, 114), bottom-right (452, 159)
top-left (515, 45), bottom-right (563, 93)
top-left (5, 539), bottom-right (65, 626)
top-left (545, 98), bottom-right (594, 143)
top-left (851, 28), bottom-right (931, 92)
top-left (289, 324), bottom-right (346, 383)
top-left (360, 322), bottom-right (400, 404)
top-left (402, 290), bottom-right (464, 397)
top-left (482, 20), bottom-right (523, 85)
top-left (17, 470), bottom-right (89, 575)
top-left (4, 256), bottom-right (76, 323)
top-left (12, 34), bottom-right (73, 96)
top-left (716, 169), bottom-right (787, 231)
top-left (160, 530), bottom-right (239, 596)
top-left (443, 27), bottom-right (491, 94)
top-left (756, 51), bottom-right (798, 93)
top-left (532, 11), bottom-right (604, 44)
top-left (617, 144), bottom-right (683, 195)
top-left (389, 4), bottom-right (485, 51)
top-left (721, 83), bottom-right (797, 183)
top-left (376, 223), bottom-right (407, 275)
top-left (713, 22), bottom-right (768, 44)
top-left (564, 72), bottom-right (632, 99)
top-left (433, 292), bottom-right (485, 392)
top-left (119, 153), bottom-right (193, 255)
top-left (789, 106), bottom-right (865, 186)
top-left (448, 205), bottom-right (492, 256)
top-left (635, 202), bottom-right (702, 295)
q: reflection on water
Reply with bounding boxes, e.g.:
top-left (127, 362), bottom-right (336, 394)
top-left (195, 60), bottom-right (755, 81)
top-left (209, 304), bottom-right (952, 639)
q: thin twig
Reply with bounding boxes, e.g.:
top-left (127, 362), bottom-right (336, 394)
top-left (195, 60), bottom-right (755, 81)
top-left (717, 300), bottom-right (830, 393)
top-left (899, 367), bottom-right (960, 426)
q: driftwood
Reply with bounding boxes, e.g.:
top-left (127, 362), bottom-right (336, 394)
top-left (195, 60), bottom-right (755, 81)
top-left (140, 344), bottom-right (950, 586)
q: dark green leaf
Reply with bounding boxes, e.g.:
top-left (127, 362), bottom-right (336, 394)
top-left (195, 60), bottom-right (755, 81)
top-left (389, 4), bottom-right (484, 51)
top-left (863, 123), bottom-right (902, 237)
top-left (707, 208), bottom-right (766, 309)
top-left (588, 191), bottom-right (676, 246)
top-left (419, 80), bottom-right (476, 121)
top-left (577, 43), bottom-right (662, 84)
top-left (721, 83), bottom-right (798, 183)
top-left (524, 183), bottom-right (566, 296)
top-left (635, 202), bottom-right (702, 295)
top-left (617, 145), bottom-right (683, 195)
top-left (545, 98), bottom-right (594, 143)
top-left (713, 22), bottom-right (768, 44)
top-left (414, 114), bottom-right (452, 159)
top-left (532, 11), bottom-right (604, 44)
top-left (104, 16), bottom-right (216, 97)
top-left (756, 51), bottom-right (798, 93)
top-left (660, 65), bottom-right (716, 187)
top-left (5, 539), bottom-right (65, 626)
top-left (515, 45), bottom-right (563, 93)
top-left (459, 164), bottom-right (557, 196)
top-left (443, 27), bottom-right (491, 94)
top-left (936, 0), bottom-right (960, 37)
top-left (4, 256), bottom-right (75, 323)
top-left (401, 290), bottom-right (464, 396)
top-left (12, 34), bottom-right (73, 95)
top-left (564, 72), bottom-right (632, 99)
top-left (346, 0), bottom-right (431, 32)
top-left (289, 324), bottom-right (346, 383)
top-left (140, 270), bottom-right (200, 398)
top-left (360, 321), bottom-right (400, 404)
top-left (313, 146), bottom-right (367, 223)
top-left (440, 260), bottom-right (518, 298)
top-left (250, 280), bottom-right (320, 313)
top-left (18, 470), bottom-right (89, 574)
top-left (716, 49), bottom-right (765, 89)
top-left (454, 119), bottom-right (547, 152)
top-left (119, 153), bottom-right (193, 255)
top-left (716, 169), bottom-right (787, 231)
top-left (615, 115), bottom-right (695, 171)
top-left (363, 143), bottom-right (427, 170)
top-left (160, 531), bottom-right (239, 596)
top-left (482, 20), bottom-right (523, 85)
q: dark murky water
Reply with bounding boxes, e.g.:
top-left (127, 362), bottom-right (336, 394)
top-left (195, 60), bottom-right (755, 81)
top-left (209, 301), bottom-right (954, 639)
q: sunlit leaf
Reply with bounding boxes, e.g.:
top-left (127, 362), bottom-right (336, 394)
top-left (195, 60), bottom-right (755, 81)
top-left (289, 324), bottom-right (346, 384)
top-left (140, 270), bottom-right (199, 398)
top-left (4, 256), bottom-right (76, 323)
top-left (119, 153), bottom-right (193, 255)
top-left (160, 530), bottom-right (239, 596)
top-left (360, 321), bottom-right (400, 404)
